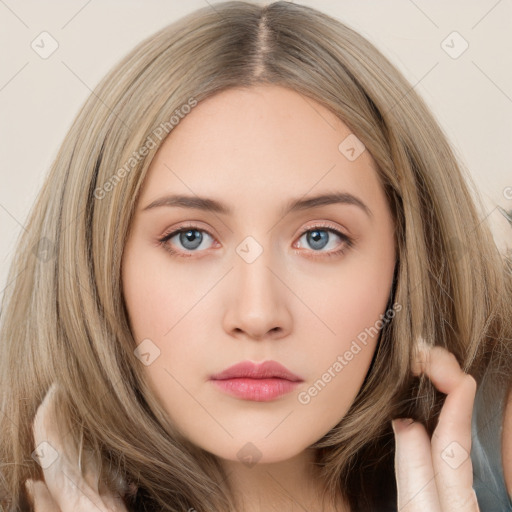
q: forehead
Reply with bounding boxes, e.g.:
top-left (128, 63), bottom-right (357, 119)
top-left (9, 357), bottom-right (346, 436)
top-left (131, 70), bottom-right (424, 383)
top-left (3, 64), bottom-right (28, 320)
top-left (139, 85), bottom-right (385, 214)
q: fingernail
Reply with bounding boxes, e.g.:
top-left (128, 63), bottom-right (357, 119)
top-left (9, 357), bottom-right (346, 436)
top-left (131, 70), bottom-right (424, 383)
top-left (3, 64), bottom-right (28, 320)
top-left (416, 335), bottom-right (430, 353)
top-left (24, 478), bottom-right (34, 499)
top-left (412, 336), bottom-right (430, 375)
top-left (391, 418), bottom-right (414, 435)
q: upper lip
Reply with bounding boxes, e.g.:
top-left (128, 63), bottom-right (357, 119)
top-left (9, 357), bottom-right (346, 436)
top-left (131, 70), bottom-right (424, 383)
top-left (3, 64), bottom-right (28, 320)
top-left (210, 360), bottom-right (304, 382)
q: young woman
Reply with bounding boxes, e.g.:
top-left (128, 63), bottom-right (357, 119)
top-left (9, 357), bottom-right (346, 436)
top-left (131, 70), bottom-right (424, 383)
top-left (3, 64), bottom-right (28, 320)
top-left (1, 1), bottom-right (511, 511)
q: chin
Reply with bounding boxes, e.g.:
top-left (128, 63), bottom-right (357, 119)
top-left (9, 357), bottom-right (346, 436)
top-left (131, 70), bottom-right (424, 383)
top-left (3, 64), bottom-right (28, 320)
top-left (200, 436), bottom-right (313, 466)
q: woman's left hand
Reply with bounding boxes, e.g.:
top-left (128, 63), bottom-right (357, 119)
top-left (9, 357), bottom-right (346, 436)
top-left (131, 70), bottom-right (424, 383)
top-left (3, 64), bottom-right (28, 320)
top-left (392, 343), bottom-right (480, 511)
top-left (26, 383), bottom-right (128, 511)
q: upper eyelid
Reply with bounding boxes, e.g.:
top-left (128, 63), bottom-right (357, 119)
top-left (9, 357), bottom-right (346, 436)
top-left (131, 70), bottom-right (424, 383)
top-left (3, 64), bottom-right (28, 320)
top-left (160, 223), bottom-right (215, 241)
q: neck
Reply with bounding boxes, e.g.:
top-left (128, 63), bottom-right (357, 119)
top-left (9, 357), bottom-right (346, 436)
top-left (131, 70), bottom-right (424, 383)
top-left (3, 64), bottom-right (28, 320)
top-left (219, 447), bottom-right (350, 512)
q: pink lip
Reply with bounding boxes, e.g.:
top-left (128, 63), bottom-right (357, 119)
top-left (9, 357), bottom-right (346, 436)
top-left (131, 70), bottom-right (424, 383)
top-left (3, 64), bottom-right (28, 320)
top-left (209, 360), bottom-right (304, 402)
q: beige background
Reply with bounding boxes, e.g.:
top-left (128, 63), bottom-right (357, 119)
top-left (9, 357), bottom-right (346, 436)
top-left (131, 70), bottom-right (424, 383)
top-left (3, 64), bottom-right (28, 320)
top-left (1, 0), bottom-right (511, 296)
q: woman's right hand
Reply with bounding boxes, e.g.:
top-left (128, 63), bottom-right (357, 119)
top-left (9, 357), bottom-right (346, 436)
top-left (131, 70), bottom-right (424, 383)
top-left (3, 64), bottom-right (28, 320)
top-left (25, 383), bottom-right (128, 511)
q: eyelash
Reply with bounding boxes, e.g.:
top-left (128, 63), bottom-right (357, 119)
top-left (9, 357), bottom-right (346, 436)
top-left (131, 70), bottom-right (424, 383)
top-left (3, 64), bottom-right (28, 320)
top-left (157, 222), bottom-right (354, 259)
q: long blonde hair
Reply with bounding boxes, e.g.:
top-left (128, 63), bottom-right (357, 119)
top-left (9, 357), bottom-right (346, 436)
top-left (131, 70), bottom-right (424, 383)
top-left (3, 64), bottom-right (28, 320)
top-left (1, 1), bottom-right (511, 510)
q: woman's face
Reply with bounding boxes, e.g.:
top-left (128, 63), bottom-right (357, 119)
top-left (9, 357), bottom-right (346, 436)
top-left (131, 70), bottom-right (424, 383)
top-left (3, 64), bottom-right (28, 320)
top-left (121, 85), bottom-right (396, 464)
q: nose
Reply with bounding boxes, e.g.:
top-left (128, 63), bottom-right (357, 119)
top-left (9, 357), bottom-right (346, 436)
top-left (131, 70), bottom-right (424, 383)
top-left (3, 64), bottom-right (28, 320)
top-left (222, 248), bottom-right (293, 341)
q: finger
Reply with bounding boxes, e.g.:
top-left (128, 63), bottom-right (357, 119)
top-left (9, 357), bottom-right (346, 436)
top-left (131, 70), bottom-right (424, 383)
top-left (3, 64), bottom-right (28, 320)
top-left (392, 417), bottom-right (442, 511)
top-left (32, 384), bottom-right (129, 512)
top-left (416, 346), bottom-right (479, 511)
top-left (25, 478), bottom-right (61, 512)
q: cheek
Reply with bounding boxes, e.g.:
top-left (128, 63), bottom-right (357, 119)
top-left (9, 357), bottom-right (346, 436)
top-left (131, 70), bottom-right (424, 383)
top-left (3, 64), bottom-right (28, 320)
top-left (122, 254), bottom-right (206, 430)
top-left (122, 245), bottom-right (195, 342)
top-left (298, 285), bottom-right (386, 409)
top-left (121, 246), bottom-right (214, 390)
top-left (297, 244), bottom-right (396, 407)
top-left (299, 249), bottom-right (395, 354)
top-left (336, 267), bottom-right (393, 338)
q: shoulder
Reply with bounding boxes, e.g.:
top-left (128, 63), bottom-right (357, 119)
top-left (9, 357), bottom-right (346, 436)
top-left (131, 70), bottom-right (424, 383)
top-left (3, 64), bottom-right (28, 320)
top-left (503, 380), bottom-right (512, 498)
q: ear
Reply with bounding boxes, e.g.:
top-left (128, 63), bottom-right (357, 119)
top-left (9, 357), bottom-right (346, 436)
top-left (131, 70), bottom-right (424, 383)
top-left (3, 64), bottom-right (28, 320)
top-left (502, 381), bottom-right (512, 500)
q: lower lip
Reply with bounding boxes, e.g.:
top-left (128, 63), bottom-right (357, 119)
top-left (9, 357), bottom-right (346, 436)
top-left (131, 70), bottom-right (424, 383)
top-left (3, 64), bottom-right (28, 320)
top-left (210, 378), bottom-right (301, 401)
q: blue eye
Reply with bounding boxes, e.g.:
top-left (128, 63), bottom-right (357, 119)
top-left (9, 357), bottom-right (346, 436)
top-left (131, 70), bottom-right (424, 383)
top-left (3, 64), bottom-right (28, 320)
top-left (158, 224), bottom-right (353, 258)
top-left (294, 226), bottom-right (353, 258)
top-left (160, 228), bottom-right (215, 254)
top-left (298, 229), bottom-right (340, 251)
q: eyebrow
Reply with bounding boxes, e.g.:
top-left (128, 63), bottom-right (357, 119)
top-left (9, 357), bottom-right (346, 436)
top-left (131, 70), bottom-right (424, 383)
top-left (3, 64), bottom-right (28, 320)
top-left (142, 191), bottom-right (372, 218)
